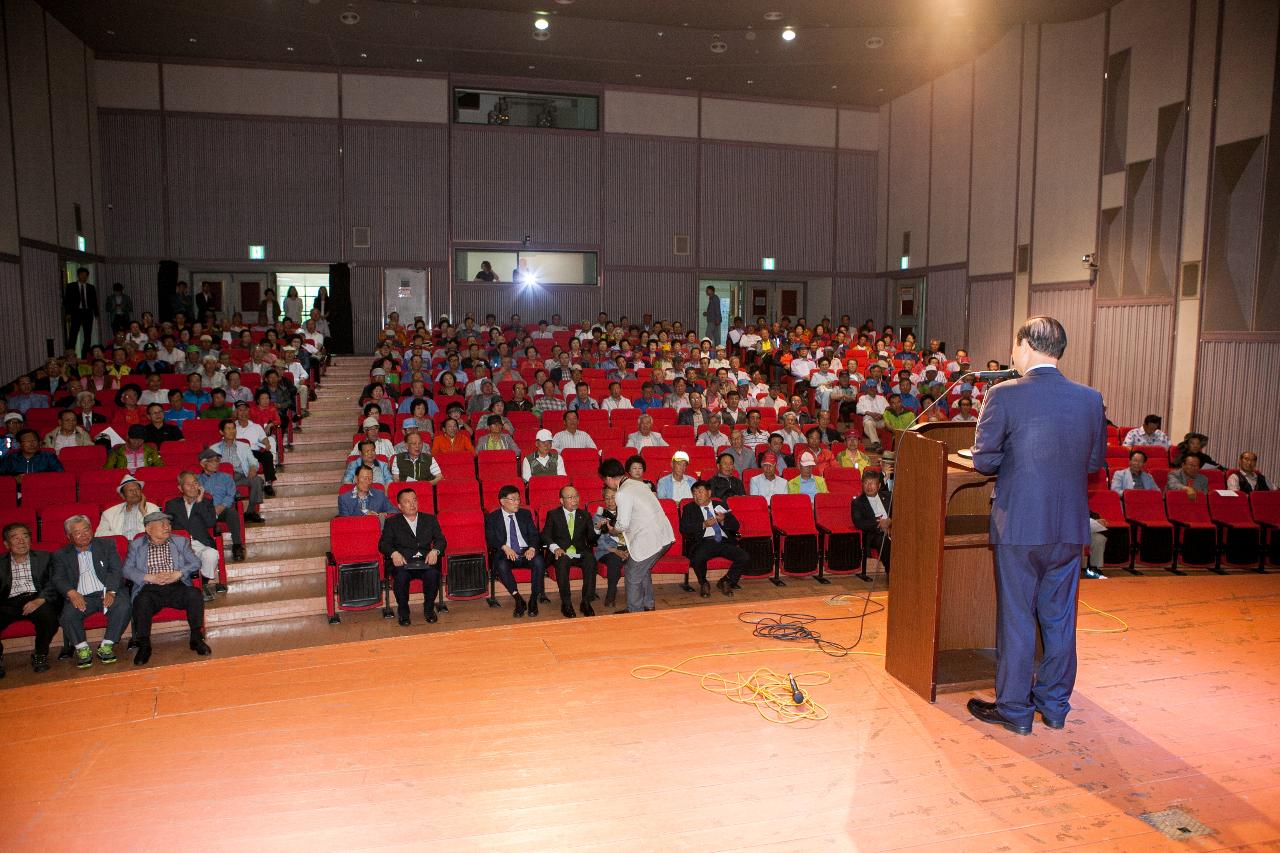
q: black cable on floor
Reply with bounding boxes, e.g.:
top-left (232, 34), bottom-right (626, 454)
top-left (737, 591), bottom-right (885, 657)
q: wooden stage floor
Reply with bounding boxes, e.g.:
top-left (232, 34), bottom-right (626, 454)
top-left (2, 573), bottom-right (1279, 852)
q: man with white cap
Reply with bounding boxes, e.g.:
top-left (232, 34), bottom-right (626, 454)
top-left (522, 429), bottom-right (566, 480)
top-left (656, 451), bottom-right (695, 501)
top-left (97, 474), bottom-right (160, 539)
top-left (786, 451), bottom-right (829, 502)
top-left (123, 510), bottom-right (210, 665)
top-left (349, 415), bottom-right (395, 459)
top-left (750, 453), bottom-right (790, 504)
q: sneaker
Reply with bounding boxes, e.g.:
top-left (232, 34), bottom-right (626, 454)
top-left (75, 646), bottom-right (93, 669)
top-left (97, 643), bottom-right (118, 665)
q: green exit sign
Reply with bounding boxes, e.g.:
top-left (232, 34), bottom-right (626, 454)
top-left (761, 257), bottom-right (776, 271)
top-left (248, 244), bottom-right (265, 260)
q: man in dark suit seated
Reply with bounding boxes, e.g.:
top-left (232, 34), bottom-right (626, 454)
top-left (968, 316), bottom-right (1106, 736)
top-left (679, 480), bottom-right (752, 598)
top-left (123, 511), bottom-right (210, 665)
top-left (0, 522), bottom-right (61, 676)
top-left (484, 484), bottom-right (545, 619)
top-left (51, 514), bottom-right (132, 669)
top-left (377, 488), bottom-right (446, 626)
top-left (540, 485), bottom-right (599, 618)
top-left (850, 468), bottom-right (892, 576)
top-left (166, 471), bottom-right (235, 603)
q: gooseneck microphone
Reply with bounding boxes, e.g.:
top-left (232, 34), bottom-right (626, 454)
top-left (963, 368), bottom-right (1020, 381)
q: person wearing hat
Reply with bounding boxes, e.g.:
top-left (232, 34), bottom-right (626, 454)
top-left (476, 414), bottom-right (519, 453)
top-left (350, 415), bottom-right (395, 459)
top-left (750, 453), bottom-right (790, 504)
top-left (786, 451), bottom-right (829, 502)
top-left (521, 429), bottom-right (565, 481)
top-left (598, 457), bottom-right (675, 613)
top-left (196, 447), bottom-right (246, 549)
top-left (123, 511), bottom-right (210, 665)
top-left (134, 342), bottom-right (171, 375)
top-left (656, 451), bottom-right (696, 501)
top-left (51, 514), bottom-right (131, 668)
top-left (680, 479), bottom-right (751, 597)
top-left (105, 424), bottom-right (165, 473)
top-left (0, 428), bottom-right (65, 483)
top-left (97, 474), bottom-right (160, 539)
top-left (0, 411), bottom-right (24, 456)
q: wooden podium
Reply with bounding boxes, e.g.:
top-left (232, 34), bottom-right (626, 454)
top-left (883, 423), bottom-right (998, 702)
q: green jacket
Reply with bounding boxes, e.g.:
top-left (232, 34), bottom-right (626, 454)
top-left (105, 444), bottom-right (165, 469)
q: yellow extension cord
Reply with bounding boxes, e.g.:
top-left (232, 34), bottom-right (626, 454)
top-left (630, 592), bottom-right (1127, 724)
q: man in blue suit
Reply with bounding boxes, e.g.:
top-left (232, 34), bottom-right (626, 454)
top-left (484, 485), bottom-right (546, 618)
top-left (968, 316), bottom-right (1106, 735)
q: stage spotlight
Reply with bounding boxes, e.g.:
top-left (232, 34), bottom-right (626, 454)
top-left (781, 27), bottom-right (796, 42)
top-left (534, 17), bottom-right (550, 31)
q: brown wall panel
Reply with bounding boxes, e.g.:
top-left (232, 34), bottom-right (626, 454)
top-left (602, 270), bottom-right (697, 326)
top-left (99, 111), bottom-right (165, 259)
top-left (19, 247), bottom-right (64, 368)
top-left (832, 276), bottom-right (888, 328)
top-left (1194, 340), bottom-right (1280, 466)
top-left (101, 262), bottom-right (160, 321)
top-left (1027, 286), bottom-right (1093, 381)
top-left (835, 151), bottom-right (878, 273)
top-left (967, 277), bottom-right (1014, 365)
top-left (343, 123), bottom-right (448, 264)
top-left (925, 267), bottom-right (968, 354)
top-left (1091, 302), bottom-right (1174, 426)
top-left (602, 136), bottom-right (697, 268)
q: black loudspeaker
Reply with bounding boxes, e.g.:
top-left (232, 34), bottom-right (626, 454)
top-left (445, 553), bottom-right (488, 599)
top-left (328, 262), bottom-right (353, 354)
top-left (336, 561), bottom-right (383, 609)
top-left (157, 260), bottom-right (179, 322)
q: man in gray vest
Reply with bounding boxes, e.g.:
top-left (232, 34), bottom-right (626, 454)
top-left (391, 431), bottom-right (442, 483)
top-left (522, 429), bottom-right (565, 481)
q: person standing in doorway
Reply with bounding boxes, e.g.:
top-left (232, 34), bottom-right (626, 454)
top-left (704, 286), bottom-right (722, 346)
top-left (63, 267), bottom-right (98, 357)
top-left (967, 316), bottom-right (1106, 736)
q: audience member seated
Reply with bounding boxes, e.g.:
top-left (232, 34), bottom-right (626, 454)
top-left (200, 388), bottom-right (234, 420)
top-left (343, 440), bottom-right (393, 486)
top-left (142, 403), bottom-right (184, 445)
top-left (740, 411), bottom-right (770, 449)
top-left (709, 452), bottom-right (746, 500)
top-left (883, 394), bottom-right (915, 432)
top-left (657, 451), bottom-right (696, 501)
top-left (167, 469), bottom-right (239, 601)
top-left (351, 416), bottom-right (395, 458)
top-left (98, 474), bottom-right (160, 539)
top-left (234, 402), bottom-right (276, 495)
top-left (624, 414), bottom-right (666, 449)
top-left (52, 515), bottom-right (131, 669)
top-left (522, 430), bottom-right (565, 480)
top-left (1166, 452), bottom-right (1209, 497)
top-left (696, 413), bottom-right (730, 451)
top-left (378, 487), bottom-right (446, 626)
top-left (541, 485), bottom-right (599, 618)
top-left (1227, 451), bottom-right (1269, 493)
top-left (592, 487), bottom-right (627, 609)
top-left (123, 511), bottom-right (211, 665)
top-left (856, 385), bottom-right (889, 452)
top-left (0, 428), bottom-right (65, 481)
top-left (210, 419), bottom-right (266, 522)
top-left (196, 448), bottom-right (246, 551)
top-left (475, 414), bottom-right (519, 452)
top-left (633, 382), bottom-right (665, 411)
top-left (0, 522), bottom-right (60, 676)
top-left (6, 376), bottom-right (50, 414)
top-left (43, 410), bottom-right (93, 451)
top-left (851, 468), bottom-right (892, 575)
top-left (721, 430), bottom-right (755, 474)
top-left (552, 410), bottom-right (596, 451)
top-left (1110, 450), bottom-right (1159, 493)
top-left (601, 382), bottom-right (633, 411)
top-left (338, 465), bottom-right (394, 519)
top-left (164, 389), bottom-right (198, 425)
top-left (106, 424), bottom-right (164, 473)
top-left (787, 451), bottom-right (828, 501)
top-left (1122, 414), bottom-right (1170, 448)
top-left (431, 417), bottom-right (473, 455)
top-left (676, 392), bottom-right (711, 428)
top-left (679, 480), bottom-right (751, 598)
top-left (485, 484), bottom-right (546, 618)
top-left (951, 397), bottom-right (978, 422)
top-left (799, 427), bottom-right (836, 476)
top-left (391, 432), bottom-right (441, 483)
top-left (1171, 432), bottom-right (1218, 469)
top-left (71, 391), bottom-right (107, 430)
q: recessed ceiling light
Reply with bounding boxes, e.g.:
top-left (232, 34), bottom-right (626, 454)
top-left (866, 36), bottom-right (884, 49)
top-left (747, 79), bottom-right (754, 84)
top-left (532, 30), bottom-right (550, 40)
top-left (657, 31), bottom-right (664, 37)
top-left (710, 35), bottom-right (728, 53)
top-left (533, 17), bottom-right (550, 31)
top-left (745, 31), bottom-right (757, 41)
top-left (188, 37), bottom-right (197, 43)
top-left (416, 58), bottom-right (423, 63)
top-left (286, 46), bottom-right (295, 52)
top-left (360, 52), bottom-right (368, 58)
top-left (831, 84), bottom-right (838, 90)
top-left (106, 29), bottom-right (115, 35)
top-left (685, 75), bottom-right (693, 81)
top-left (877, 87), bottom-right (885, 93)
top-left (782, 27), bottom-right (796, 42)
top-left (763, 11), bottom-right (784, 21)
top-left (554, 0), bottom-right (574, 4)
top-left (340, 10), bottom-right (359, 25)
top-left (528, 65), bottom-right (536, 69)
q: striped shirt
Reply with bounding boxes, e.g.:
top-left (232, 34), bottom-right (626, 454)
top-left (75, 548), bottom-right (107, 596)
top-left (8, 557), bottom-right (35, 597)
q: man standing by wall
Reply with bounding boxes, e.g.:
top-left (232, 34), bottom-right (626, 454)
top-left (63, 267), bottom-right (98, 357)
top-left (703, 285), bottom-right (722, 346)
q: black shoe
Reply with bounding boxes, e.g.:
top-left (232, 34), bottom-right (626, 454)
top-left (716, 577), bottom-right (734, 597)
top-left (699, 581), bottom-right (711, 598)
top-left (426, 608), bottom-right (438, 624)
top-left (58, 645), bottom-right (73, 661)
top-left (512, 595), bottom-right (526, 618)
top-left (232, 545), bottom-right (246, 562)
top-left (0, 662), bottom-right (5, 679)
top-left (263, 485), bottom-right (276, 498)
top-left (1037, 708), bottom-right (1066, 729)
top-left (967, 698), bottom-right (1031, 735)
top-left (244, 512), bottom-right (265, 524)
top-left (133, 641), bottom-right (152, 665)
top-left (1082, 567), bottom-right (1105, 580)
top-left (397, 614), bottom-right (411, 627)
top-left (216, 583), bottom-right (228, 594)
top-left (580, 602), bottom-right (595, 617)
top-left (527, 599), bottom-right (539, 617)
top-left (189, 637), bottom-right (212, 655)
top-left (203, 584), bottom-right (217, 602)
top-left (603, 589), bottom-right (617, 608)
top-left (31, 653), bottom-right (49, 674)
top-left (561, 603), bottom-right (576, 618)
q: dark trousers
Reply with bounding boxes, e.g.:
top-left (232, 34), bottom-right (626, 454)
top-left (863, 529), bottom-right (891, 570)
top-left (393, 563), bottom-right (441, 617)
top-left (993, 542), bottom-right (1081, 728)
top-left (252, 449), bottom-right (276, 484)
top-left (598, 553), bottom-right (624, 592)
top-left (689, 539), bottom-right (752, 585)
top-left (65, 311), bottom-right (94, 355)
top-left (214, 504), bottom-right (244, 546)
top-left (60, 590), bottom-right (132, 646)
top-left (0, 593), bottom-right (61, 655)
top-left (492, 553), bottom-right (545, 599)
top-left (132, 582), bottom-right (204, 640)
top-left (552, 551), bottom-right (596, 604)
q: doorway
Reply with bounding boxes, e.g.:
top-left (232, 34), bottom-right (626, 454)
top-left (739, 280), bottom-right (806, 327)
top-left (893, 278), bottom-right (924, 340)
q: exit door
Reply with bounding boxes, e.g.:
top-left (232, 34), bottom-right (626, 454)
top-left (894, 278), bottom-right (924, 340)
top-left (742, 281), bottom-right (806, 326)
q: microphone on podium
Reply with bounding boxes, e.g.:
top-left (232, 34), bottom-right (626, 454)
top-left (963, 368), bottom-right (1020, 381)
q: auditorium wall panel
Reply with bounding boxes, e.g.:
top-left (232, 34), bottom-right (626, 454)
top-left (924, 267), bottom-right (967, 354)
top-left (966, 277), bottom-right (1014, 365)
top-left (928, 65), bottom-right (972, 267)
top-left (838, 109), bottom-right (879, 152)
top-left (0, 262), bottom-right (24, 380)
top-left (968, 29), bottom-right (1022, 277)
top-left (1091, 302), bottom-right (1174, 426)
top-left (1027, 285), bottom-right (1094, 381)
top-left (1107, 0), bottom-right (1191, 165)
top-left (603, 91), bottom-right (699, 138)
top-left (835, 151), bottom-right (878, 274)
top-left (698, 143), bottom-right (834, 271)
top-left (99, 111), bottom-right (165, 259)
top-left (887, 84), bottom-right (931, 268)
top-left (101, 262), bottom-right (160, 320)
top-left (94, 59), bottom-right (160, 111)
top-left (832, 277), bottom-right (888, 330)
top-left (451, 283), bottom-right (600, 326)
top-left (0, 28), bottom-right (19, 257)
top-left (5, 0), bottom-right (57, 245)
top-left (602, 136), bottom-right (697, 268)
top-left (162, 64), bottom-right (339, 119)
top-left (1213, 0), bottom-right (1278, 147)
top-left (700, 99), bottom-right (836, 148)
top-left (342, 123), bottom-right (449, 263)
top-left (47, 16), bottom-right (96, 251)
top-left (1194, 340), bottom-right (1280, 466)
top-left (602, 270), bottom-right (697, 326)
top-left (1031, 14), bottom-right (1106, 285)
top-left (1180, 0), bottom-right (1220, 263)
top-left (451, 127), bottom-right (600, 245)
top-left (340, 74), bottom-right (448, 124)
top-left (18, 247), bottom-right (62, 368)
top-left (165, 115), bottom-right (342, 261)
top-left (350, 265), bottom-right (382, 354)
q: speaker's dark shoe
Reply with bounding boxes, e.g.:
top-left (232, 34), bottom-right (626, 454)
top-left (189, 637), bottom-right (212, 655)
top-left (967, 698), bottom-right (1031, 735)
top-left (1038, 709), bottom-right (1066, 729)
top-left (133, 641), bottom-right (152, 666)
top-left (699, 581), bottom-right (711, 598)
top-left (397, 614), bottom-right (411, 627)
top-left (716, 577), bottom-right (734, 597)
top-left (527, 599), bottom-right (539, 617)
top-left (580, 602), bottom-right (595, 617)
top-left (425, 608), bottom-right (438, 624)
top-left (31, 653), bottom-right (49, 674)
top-left (512, 595), bottom-right (526, 618)
top-left (561, 603), bottom-right (576, 618)
top-left (603, 589), bottom-right (617, 608)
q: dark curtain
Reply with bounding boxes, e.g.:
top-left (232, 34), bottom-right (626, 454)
top-left (327, 262), bottom-right (354, 354)
top-left (157, 260), bottom-right (179, 322)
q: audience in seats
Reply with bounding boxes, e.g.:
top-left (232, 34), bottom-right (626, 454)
top-left (338, 465), bottom-right (393, 519)
top-left (0, 522), bottom-right (60, 676)
top-left (851, 468), bottom-right (892, 575)
top-left (708, 452), bottom-right (746, 501)
top-left (485, 484), bottom-right (546, 618)
top-left (856, 384), bottom-right (889, 453)
top-left (657, 451), bottom-right (695, 501)
top-left (799, 428), bottom-right (836, 476)
top-left (97, 475), bottom-right (160, 539)
top-left (696, 413), bottom-right (730, 451)
top-left (951, 397), bottom-right (978, 422)
top-left (197, 449), bottom-right (247, 554)
top-left (1110, 450), bottom-right (1159, 493)
top-left (379, 487), bottom-right (446, 626)
top-left (210, 419), bottom-right (266, 522)
top-left (788, 452), bottom-right (828, 500)
top-left (1172, 432), bottom-right (1218, 469)
top-left (52, 515), bottom-right (130, 670)
top-left (431, 417), bottom-right (473, 455)
top-left (0, 428), bottom-right (64, 480)
top-left (541, 486), bottom-right (599, 618)
top-left (42, 410), bottom-right (93, 451)
top-left (552, 410), bottom-right (596, 450)
top-left (1167, 452), bottom-right (1209, 496)
top-left (1227, 452), bottom-right (1269, 493)
top-left (124, 512), bottom-right (211, 665)
top-left (352, 416), bottom-right (395, 458)
top-left (234, 402), bottom-right (276, 494)
top-left (392, 432), bottom-right (442, 483)
top-left (1123, 415), bottom-right (1170, 448)
top-left (680, 479), bottom-right (753, 598)
top-left (625, 414), bottom-right (666, 448)
top-left (167, 470), bottom-right (239, 597)
top-left (722, 430), bottom-right (755, 475)
top-left (522, 429), bottom-right (565, 479)
top-left (475, 414), bottom-right (519, 452)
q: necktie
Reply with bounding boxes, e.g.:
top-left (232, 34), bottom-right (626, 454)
top-left (566, 512), bottom-right (577, 556)
top-left (508, 514), bottom-right (519, 550)
top-left (706, 506), bottom-right (723, 542)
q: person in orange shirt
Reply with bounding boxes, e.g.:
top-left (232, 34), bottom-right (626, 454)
top-left (430, 416), bottom-right (474, 455)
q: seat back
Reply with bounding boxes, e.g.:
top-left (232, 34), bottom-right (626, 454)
top-left (814, 492), bottom-right (854, 532)
top-left (1251, 490), bottom-right (1280, 526)
top-left (1087, 490), bottom-right (1126, 527)
top-left (1122, 489), bottom-right (1169, 525)
top-left (57, 444), bottom-right (107, 472)
top-left (1164, 490), bottom-right (1212, 525)
top-left (38, 503), bottom-right (102, 548)
top-left (329, 516), bottom-right (381, 564)
top-left (481, 477), bottom-right (524, 510)
top-left (770, 494), bottom-right (818, 534)
top-left (387, 481), bottom-right (432, 508)
top-left (1207, 490), bottom-right (1255, 526)
top-left (20, 472), bottom-right (77, 511)
top-left (560, 448), bottom-right (600, 478)
top-left (436, 510), bottom-right (487, 554)
top-left (434, 452), bottom-right (476, 480)
top-left (433, 479), bottom-right (481, 513)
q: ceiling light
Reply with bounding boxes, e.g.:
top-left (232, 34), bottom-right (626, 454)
top-left (831, 84), bottom-right (838, 89)
top-left (286, 46), bottom-right (295, 52)
top-left (781, 27), bottom-right (796, 42)
top-left (106, 29), bottom-right (115, 35)
top-left (634, 73), bottom-right (642, 78)
top-left (360, 52), bottom-right (368, 58)
top-left (340, 11), bottom-right (359, 25)
top-left (745, 31), bottom-right (757, 41)
top-left (866, 36), bottom-right (884, 49)
top-left (416, 58), bottom-right (423, 63)
top-left (532, 30), bottom-right (550, 40)
top-left (554, 0), bottom-right (574, 4)
top-left (533, 17), bottom-right (550, 31)
top-left (747, 80), bottom-right (754, 85)
top-left (764, 11), bottom-right (784, 21)
top-left (188, 37), bottom-right (197, 43)
top-left (528, 65), bottom-right (536, 69)
top-left (710, 35), bottom-right (728, 53)
top-left (685, 76), bottom-right (694, 81)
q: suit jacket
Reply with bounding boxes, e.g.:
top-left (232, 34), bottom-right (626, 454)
top-left (337, 488), bottom-right (394, 517)
top-left (0, 549), bottom-right (58, 601)
top-left (971, 366), bottom-right (1106, 546)
top-left (51, 539), bottom-right (124, 596)
top-left (378, 512), bottom-right (446, 564)
top-left (62, 281), bottom-right (98, 315)
top-left (540, 507), bottom-right (598, 558)
top-left (850, 493), bottom-right (891, 535)
top-left (165, 496), bottom-right (219, 548)
top-left (676, 408), bottom-right (713, 427)
top-left (484, 507), bottom-right (540, 558)
top-left (122, 534), bottom-right (202, 600)
top-left (679, 499), bottom-right (740, 557)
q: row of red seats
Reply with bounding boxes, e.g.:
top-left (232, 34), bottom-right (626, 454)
top-left (0, 464), bottom-right (243, 514)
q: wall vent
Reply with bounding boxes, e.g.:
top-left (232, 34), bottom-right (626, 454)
top-left (1180, 261), bottom-right (1200, 298)
top-left (673, 234), bottom-right (691, 256)
top-left (352, 226), bottom-right (371, 249)
top-left (1016, 243), bottom-right (1030, 273)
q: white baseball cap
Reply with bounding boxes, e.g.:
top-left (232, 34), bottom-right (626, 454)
top-left (535, 428), bottom-right (554, 442)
